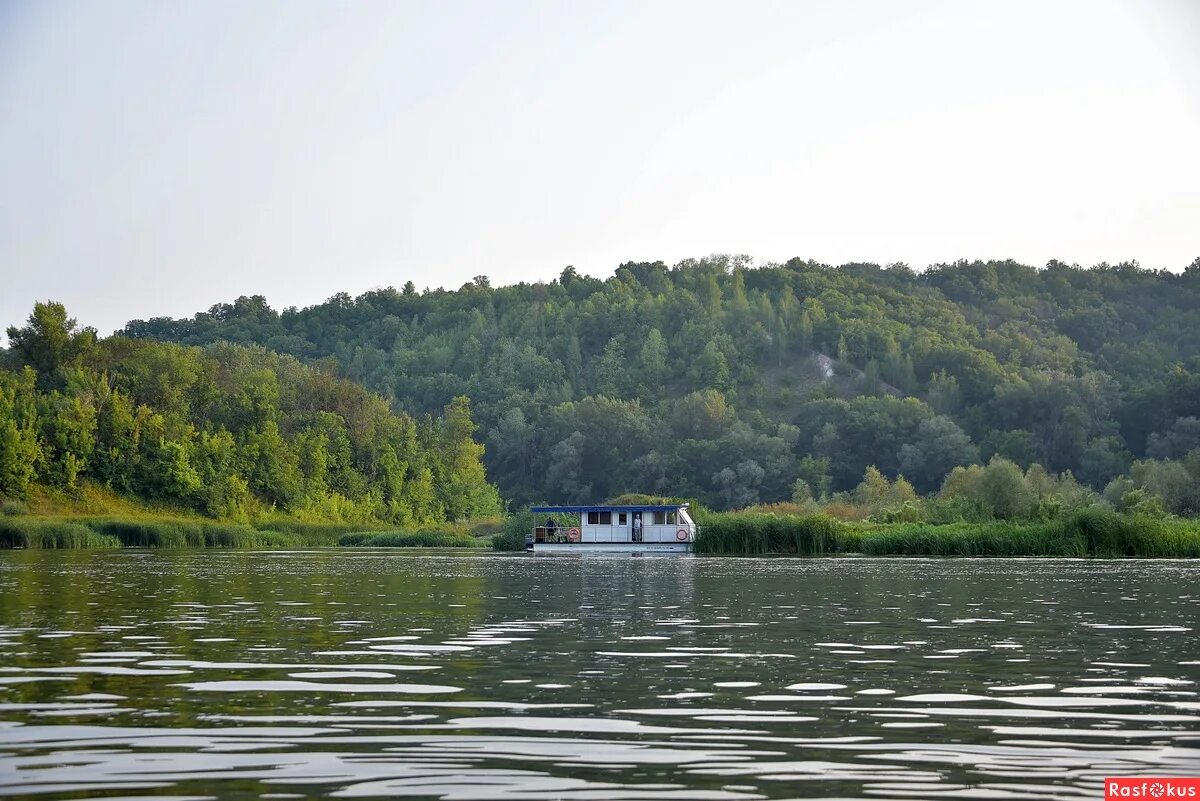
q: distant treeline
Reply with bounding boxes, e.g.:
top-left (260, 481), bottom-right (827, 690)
top-left (120, 256), bottom-right (1200, 513)
top-left (0, 303), bottom-right (501, 523)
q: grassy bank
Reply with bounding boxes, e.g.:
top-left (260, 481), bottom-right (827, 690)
top-left (0, 482), bottom-right (495, 550)
top-left (8, 482), bottom-right (1197, 556)
top-left (695, 509), bottom-right (1200, 557)
top-left (0, 515), bottom-right (344, 549)
top-left (0, 515), bottom-right (489, 549)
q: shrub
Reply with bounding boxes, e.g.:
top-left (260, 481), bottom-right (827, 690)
top-left (469, 518), bottom-right (506, 538)
top-left (1, 499), bottom-right (29, 516)
top-left (491, 527), bottom-right (529, 551)
top-left (819, 501), bottom-right (873, 521)
top-left (872, 501), bottom-right (926, 524)
top-left (493, 510), bottom-right (534, 551)
top-left (740, 502), bottom-right (818, 516)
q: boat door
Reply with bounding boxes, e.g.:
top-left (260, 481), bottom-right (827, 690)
top-left (631, 512), bottom-right (642, 543)
top-left (617, 511), bottom-right (629, 543)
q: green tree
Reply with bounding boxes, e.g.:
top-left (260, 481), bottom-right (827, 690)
top-left (92, 389), bottom-right (141, 492)
top-left (595, 335), bottom-right (629, 397)
top-left (37, 392), bottom-right (97, 488)
top-left (1129, 458), bottom-right (1200, 516)
top-left (639, 328), bottom-right (668, 384)
top-left (926, 370), bottom-right (961, 415)
top-left (796, 455), bottom-right (832, 500)
top-left (239, 421), bottom-right (302, 507)
top-left (854, 465), bottom-right (892, 510)
top-left (898, 416), bottom-right (980, 493)
top-left (671, 389), bottom-right (733, 440)
top-left (0, 368), bottom-right (42, 497)
top-left (1077, 436), bottom-right (1131, 488)
top-left (979, 457), bottom-right (1035, 519)
top-left (713, 459), bottom-right (764, 508)
top-left (6, 302), bottom-right (96, 390)
top-left (436, 396), bottom-right (501, 519)
top-left (697, 341), bottom-right (731, 390)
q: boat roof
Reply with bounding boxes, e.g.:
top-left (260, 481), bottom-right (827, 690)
top-left (531, 504), bottom-right (688, 514)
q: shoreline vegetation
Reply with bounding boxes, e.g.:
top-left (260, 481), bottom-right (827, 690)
top-left (7, 505), bottom-right (1196, 558)
top-left (0, 483), bottom-right (495, 549)
top-left (693, 509), bottom-right (1200, 558)
top-left (2, 482), bottom-right (1198, 556)
top-left (3, 444), bottom-right (1199, 557)
top-left (488, 502), bottom-right (1200, 557)
top-left (0, 514), bottom-right (492, 549)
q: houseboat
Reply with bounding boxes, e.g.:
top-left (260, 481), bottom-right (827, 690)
top-left (528, 503), bottom-right (697, 554)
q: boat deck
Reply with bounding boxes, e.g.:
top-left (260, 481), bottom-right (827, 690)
top-left (530, 541), bottom-right (693, 554)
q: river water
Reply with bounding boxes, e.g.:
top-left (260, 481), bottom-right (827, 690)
top-left (0, 551), bottom-right (1198, 800)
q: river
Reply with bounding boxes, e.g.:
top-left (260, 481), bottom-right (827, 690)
top-left (1, 551), bottom-right (1198, 799)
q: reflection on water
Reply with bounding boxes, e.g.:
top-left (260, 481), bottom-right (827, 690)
top-left (1, 551), bottom-right (1198, 800)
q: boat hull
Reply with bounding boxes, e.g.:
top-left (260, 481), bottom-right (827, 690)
top-left (531, 542), bottom-right (693, 555)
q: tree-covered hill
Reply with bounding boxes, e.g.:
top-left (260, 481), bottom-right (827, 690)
top-left (120, 256), bottom-right (1200, 511)
top-left (1, 302), bottom-right (501, 522)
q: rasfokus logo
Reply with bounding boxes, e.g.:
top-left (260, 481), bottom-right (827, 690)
top-left (1106, 778), bottom-right (1200, 799)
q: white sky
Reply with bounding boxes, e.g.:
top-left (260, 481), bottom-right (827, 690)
top-left (1, 0), bottom-right (1198, 337)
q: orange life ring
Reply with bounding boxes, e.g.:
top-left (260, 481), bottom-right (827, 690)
top-left (676, 528), bottom-right (689, 541)
top-left (567, 528), bottom-right (580, 542)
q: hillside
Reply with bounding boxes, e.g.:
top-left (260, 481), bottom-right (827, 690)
top-left (1, 302), bottom-right (501, 523)
top-left (118, 256), bottom-right (1200, 512)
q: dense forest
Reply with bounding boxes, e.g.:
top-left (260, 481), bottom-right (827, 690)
top-left (0, 302), bottom-right (501, 523)
top-left (117, 256), bottom-right (1200, 516)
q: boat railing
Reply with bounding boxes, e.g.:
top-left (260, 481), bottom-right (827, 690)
top-left (532, 526), bottom-right (570, 544)
top-left (531, 524), bottom-right (698, 544)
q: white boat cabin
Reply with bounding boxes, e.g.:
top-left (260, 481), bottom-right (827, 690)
top-left (530, 504), bottom-right (696, 553)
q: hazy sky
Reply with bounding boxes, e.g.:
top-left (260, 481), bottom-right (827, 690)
top-left (2, 0), bottom-right (1198, 337)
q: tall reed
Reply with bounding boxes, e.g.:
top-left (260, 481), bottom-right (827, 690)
top-left (695, 513), bottom-right (852, 555)
top-left (0, 519), bottom-right (121, 549)
top-left (695, 508), bottom-right (1200, 557)
top-left (339, 528), bottom-right (480, 547)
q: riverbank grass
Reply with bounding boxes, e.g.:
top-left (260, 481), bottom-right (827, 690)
top-left (0, 515), bottom-right (331, 548)
top-left (695, 509), bottom-right (1200, 558)
top-left (0, 482), bottom-right (495, 549)
top-left (0, 518), bottom-right (122, 549)
top-left (0, 515), bottom-right (489, 549)
top-left (339, 529), bottom-right (483, 547)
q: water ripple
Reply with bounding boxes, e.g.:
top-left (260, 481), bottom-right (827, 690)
top-left (2, 552), bottom-right (1199, 799)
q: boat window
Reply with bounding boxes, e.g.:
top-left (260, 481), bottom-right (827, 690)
top-left (666, 511), bottom-right (676, 524)
top-left (587, 511), bottom-right (599, 525)
top-left (598, 511), bottom-right (612, 525)
top-left (618, 513), bottom-right (627, 525)
top-left (653, 511), bottom-right (666, 525)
